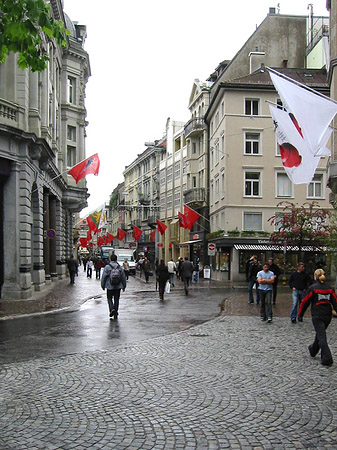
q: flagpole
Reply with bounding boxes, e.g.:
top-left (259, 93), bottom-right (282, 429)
top-left (182, 204), bottom-right (224, 232)
top-left (266, 66), bottom-right (337, 105)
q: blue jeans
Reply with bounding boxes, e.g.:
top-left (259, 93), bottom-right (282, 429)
top-left (248, 279), bottom-right (260, 303)
top-left (291, 289), bottom-right (305, 321)
top-left (169, 273), bottom-right (174, 286)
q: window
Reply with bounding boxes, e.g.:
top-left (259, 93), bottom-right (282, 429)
top-left (210, 181), bottom-right (214, 205)
top-left (243, 212), bottom-right (262, 231)
top-left (245, 132), bottom-right (260, 154)
top-left (167, 194), bottom-right (172, 210)
top-left (221, 172), bottom-right (225, 198)
top-left (215, 111), bottom-right (219, 128)
top-left (67, 145), bottom-right (76, 167)
top-left (273, 212), bottom-right (285, 231)
top-left (167, 167), bottom-right (173, 183)
top-left (221, 101), bottom-right (224, 117)
top-left (245, 99), bottom-right (259, 115)
top-left (160, 170), bottom-right (165, 186)
top-left (174, 191), bottom-right (180, 208)
top-left (210, 148), bottom-right (214, 169)
top-left (245, 172), bottom-right (261, 197)
top-left (277, 173), bottom-right (292, 197)
top-left (308, 174), bottom-right (323, 198)
top-left (67, 76), bottom-right (76, 104)
top-left (67, 125), bottom-right (76, 142)
top-left (192, 176), bottom-right (197, 188)
top-left (174, 162), bottom-right (180, 179)
top-left (192, 142), bottom-right (197, 154)
top-left (221, 134), bottom-right (225, 157)
top-left (215, 178), bottom-right (219, 202)
top-left (215, 141), bottom-right (219, 165)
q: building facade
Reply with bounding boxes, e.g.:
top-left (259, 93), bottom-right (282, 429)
top-left (0, 1), bottom-right (90, 304)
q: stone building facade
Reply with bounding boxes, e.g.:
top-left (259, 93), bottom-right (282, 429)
top-left (0, 1), bottom-right (90, 304)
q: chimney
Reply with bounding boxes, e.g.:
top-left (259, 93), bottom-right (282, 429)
top-left (249, 51), bottom-right (266, 74)
top-left (269, 7), bottom-right (276, 14)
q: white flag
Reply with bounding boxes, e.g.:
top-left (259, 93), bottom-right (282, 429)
top-left (97, 207), bottom-right (107, 229)
top-left (269, 70), bottom-right (337, 156)
top-left (270, 105), bottom-right (320, 184)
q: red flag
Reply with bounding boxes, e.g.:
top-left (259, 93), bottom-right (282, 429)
top-left (87, 215), bottom-right (97, 233)
top-left (88, 242), bottom-right (94, 247)
top-left (79, 238), bottom-right (87, 247)
top-left (149, 230), bottom-right (156, 242)
top-left (68, 153), bottom-right (100, 184)
top-left (132, 225), bottom-right (143, 241)
top-left (97, 236), bottom-right (103, 247)
top-left (87, 231), bottom-right (92, 241)
top-left (116, 228), bottom-right (126, 241)
top-left (178, 212), bottom-right (187, 228)
top-left (156, 219), bottom-right (167, 235)
top-left (184, 205), bottom-right (200, 230)
top-left (107, 232), bottom-right (114, 243)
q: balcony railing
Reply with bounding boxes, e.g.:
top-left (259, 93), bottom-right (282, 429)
top-left (147, 215), bottom-right (157, 228)
top-left (184, 117), bottom-right (206, 138)
top-left (183, 188), bottom-right (205, 205)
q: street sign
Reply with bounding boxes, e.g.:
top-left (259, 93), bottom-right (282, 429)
top-left (47, 229), bottom-right (56, 239)
top-left (208, 243), bottom-right (216, 256)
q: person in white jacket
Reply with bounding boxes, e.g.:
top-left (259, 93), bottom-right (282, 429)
top-left (167, 259), bottom-right (176, 287)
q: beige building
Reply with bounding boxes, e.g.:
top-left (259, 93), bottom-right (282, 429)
top-left (122, 141), bottom-right (166, 265)
top-left (205, 68), bottom-right (332, 282)
top-left (0, 2), bottom-right (90, 304)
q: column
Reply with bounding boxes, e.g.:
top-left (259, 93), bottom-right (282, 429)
top-left (49, 197), bottom-right (57, 280)
top-left (43, 192), bottom-right (51, 282)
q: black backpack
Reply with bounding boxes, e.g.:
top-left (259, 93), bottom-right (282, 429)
top-left (109, 263), bottom-right (121, 285)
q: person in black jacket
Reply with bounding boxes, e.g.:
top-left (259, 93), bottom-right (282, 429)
top-left (298, 269), bottom-right (337, 366)
top-left (288, 262), bottom-right (311, 323)
top-left (67, 254), bottom-right (78, 284)
top-left (156, 260), bottom-right (170, 300)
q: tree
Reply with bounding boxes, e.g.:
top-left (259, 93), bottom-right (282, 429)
top-left (0, 0), bottom-right (68, 72)
top-left (268, 201), bottom-right (332, 260)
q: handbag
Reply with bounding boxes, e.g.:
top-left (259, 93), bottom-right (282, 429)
top-left (165, 280), bottom-right (171, 294)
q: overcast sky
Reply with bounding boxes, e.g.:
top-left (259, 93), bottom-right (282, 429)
top-left (62, 0), bottom-right (329, 217)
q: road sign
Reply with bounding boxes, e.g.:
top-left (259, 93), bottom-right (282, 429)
top-left (47, 229), bottom-right (56, 239)
top-left (208, 243), bottom-right (216, 256)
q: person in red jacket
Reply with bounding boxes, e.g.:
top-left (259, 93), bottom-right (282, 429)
top-left (298, 269), bottom-right (337, 366)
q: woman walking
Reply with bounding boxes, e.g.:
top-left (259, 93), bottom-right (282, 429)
top-left (298, 269), bottom-right (337, 366)
top-left (156, 260), bottom-right (169, 301)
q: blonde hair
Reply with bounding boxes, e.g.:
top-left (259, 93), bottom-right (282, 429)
top-left (314, 268), bottom-right (325, 283)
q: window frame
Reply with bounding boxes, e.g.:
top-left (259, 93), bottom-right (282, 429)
top-left (244, 132), bottom-right (261, 155)
top-left (276, 172), bottom-right (293, 198)
top-left (245, 98), bottom-right (259, 116)
top-left (244, 170), bottom-right (262, 197)
top-left (243, 211), bottom-right (263, 231)
top-left (307, 173), bottom-right (324, 199)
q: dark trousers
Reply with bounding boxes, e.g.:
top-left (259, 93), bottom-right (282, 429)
top-left (69, 270), bottom-right (76, 284)
top-left (182, 277), bottom-right (191, 293)
top-left (272, 280), bottom-right (278, 303)
top-left (144, 271), bottom-right (150, 282)
top-left (95, 268), bottom-right (101, 279)
top-left (310, 316), bottom-right (333, 365)
top-left (259, 289), bottom-right (272, 319)
top-left (158, 281), bottom-right (166, 300)
top-left (107, 289), bottom-right (121, 316)
top-left (87, 267), bottom-right (92, 278)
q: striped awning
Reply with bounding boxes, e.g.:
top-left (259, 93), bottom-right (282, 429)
top-left (234, 244), bottom-right (324, 252)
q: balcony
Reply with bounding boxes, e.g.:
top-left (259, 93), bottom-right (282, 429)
top-left (184, 117), bottom-right (206, 138)
top-left (131, 219), bottom-right (142, 228)
top-left (147, 215), bottom-right (157, 229)
top-left (183, 188), bottom-right (206, 207)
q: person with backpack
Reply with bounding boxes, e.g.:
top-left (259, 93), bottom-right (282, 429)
top-left (101, 254), bottom-right (127, 319)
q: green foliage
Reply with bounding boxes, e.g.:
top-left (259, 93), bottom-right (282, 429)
top-left (268, 201), bottom-right (333, 254)
top-left (206, 230), bottom-right (224, 240)
top-left (0, 0), bottom-right (69, 72)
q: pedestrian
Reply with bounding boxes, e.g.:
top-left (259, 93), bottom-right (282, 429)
top-left (94, 257), bottom-right (104, 279)
top-left (257, 263), bottom-right (275, 323)
top-left (268, 257), bottom-right (281, 305)
top-left (245, 256), bottom-right (254, 281)
top-left (176, 257), bottom-right (183, 280)
top-left (142, 257), bottom-right (151, 282)
top-left (101, 254), bottom-right (127, 319)
top-left (137, 255), bottom-right (144, 278)
top-left (167, 258), bottom-right (176, 287)
top-left (288, 262), bottom-right (311, 323)
top-left (247, 256), bottom-right (262, 304)
top-left (67, 254), bottom-right (78, 284)
top-left (156, 259), bottom-right (170, 300)
top-left (180, 257), bottom-right (194, 295)
top-left (298, 268), bottom-right (337, 366)
top-left (123, 258), bottom-right (130, 280)
top-left (87, 258), bottom-right (93, 278)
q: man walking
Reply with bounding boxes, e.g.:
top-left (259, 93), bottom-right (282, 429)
top-left (257, 263), bottom-right (275, 323)
top-left (67, 254), bottom-right (78, 284)
top-left (101, 255), bottom-right (126, 319)
top-left (268, 258), bottom-right (281, 305)
top-left (180, 257), bottom-right (194, 295)
top-left (288, 262), bottom-right (311, 323)
top-left (142, 257), bottom-right (151, 283)
top-left (247, 256), bottom-right (262, 304)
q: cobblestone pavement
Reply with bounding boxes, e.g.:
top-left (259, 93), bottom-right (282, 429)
top-left (1, 310), bottom-right (337, 449)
